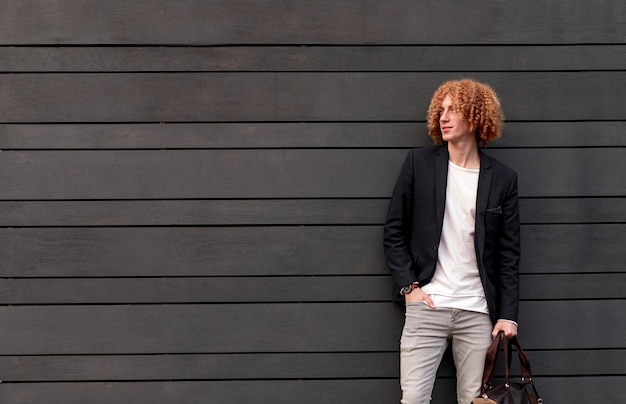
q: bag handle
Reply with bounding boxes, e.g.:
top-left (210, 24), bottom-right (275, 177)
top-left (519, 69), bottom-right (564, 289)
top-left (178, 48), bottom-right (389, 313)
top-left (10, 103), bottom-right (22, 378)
top-left (482, 331), bottom-right (532, 391)
top-left (503, 333), bottom-right (533, 382)
top-left (481, 331), bottom-right (502, 389)
top-left (503, 338), bottom-right (542, 404)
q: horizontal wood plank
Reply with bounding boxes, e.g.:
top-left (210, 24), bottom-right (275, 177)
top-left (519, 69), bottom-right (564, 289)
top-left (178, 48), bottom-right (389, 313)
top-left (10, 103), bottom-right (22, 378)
top-left (519, 224), bottom-right (625, 273)
top-left (0, 273), bottom-right (622, 304)
top-left (519, 198), bottom-right (626, 224)
top-left (0, 301), bottom-right (622, 355)
top-left (0, 199), bottom-right (388, 226)
top-left (1, 122), bottom-right (625, 150)
top-left (0, 377), bottom-right (623, 404)
top-left (0, 198), bottom-right (623, 226)
top-left (1, 149), bottom-right (624, 199)
top-left (0, 353), bottom-right (401, 382)
top-left (0, 149), bottom-right (405, 199)
top-left (520, 273), bottom-right (626, 300)
top-left (489, 148), bottom-right (626, 198)
top-left (0, 276), bottom-right (395, 304)
top-left (0, 226), bottom-right (386, 277)
top-left (0, 379), bottom-right (406, 404)
top-left (0, 349), bottom-right (620, 382)
top-left (0, 225), bottom-right (622, 277)
top-left (0, 303), bottom-right (408, 355)
top-left (1, 72), bottom-right (625, 122)
top-left (1, 0), bottom-right (624, 45)
top-left (2, 45), bottom-right (625, 72)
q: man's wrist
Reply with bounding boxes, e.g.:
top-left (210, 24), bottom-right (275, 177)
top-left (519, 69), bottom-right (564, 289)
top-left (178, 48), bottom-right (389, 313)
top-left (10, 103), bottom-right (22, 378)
top-left (400, 282), bottom-right (419, 295)
top-left (497, 319), bottom-right (519, 327)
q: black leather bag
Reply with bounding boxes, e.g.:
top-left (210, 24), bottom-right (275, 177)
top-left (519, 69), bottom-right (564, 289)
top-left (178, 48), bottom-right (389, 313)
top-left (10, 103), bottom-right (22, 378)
top-left (472, 332), bottom-right (543, 404)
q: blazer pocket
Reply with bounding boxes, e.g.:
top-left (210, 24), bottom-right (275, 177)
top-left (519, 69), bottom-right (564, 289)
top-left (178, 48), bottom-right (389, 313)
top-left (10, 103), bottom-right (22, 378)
top-left (486, 206), bottom-right (502, 214)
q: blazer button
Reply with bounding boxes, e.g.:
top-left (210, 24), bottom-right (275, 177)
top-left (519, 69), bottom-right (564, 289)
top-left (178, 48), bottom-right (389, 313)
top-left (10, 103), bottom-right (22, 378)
top-left (433, 244), bottom-right (439, 250)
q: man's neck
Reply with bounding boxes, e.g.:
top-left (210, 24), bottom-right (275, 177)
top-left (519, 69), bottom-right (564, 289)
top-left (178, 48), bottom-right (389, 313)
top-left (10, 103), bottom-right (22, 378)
top-left (447, 140), bottom-right (480, 169)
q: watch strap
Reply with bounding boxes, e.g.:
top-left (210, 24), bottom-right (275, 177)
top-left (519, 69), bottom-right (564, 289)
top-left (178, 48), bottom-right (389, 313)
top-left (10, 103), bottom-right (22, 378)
top-left (400, 282), bottom-right (419, 295)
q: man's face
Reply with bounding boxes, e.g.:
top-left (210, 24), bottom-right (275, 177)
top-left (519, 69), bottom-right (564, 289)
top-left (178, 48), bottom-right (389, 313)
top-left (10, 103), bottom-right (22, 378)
top-left (439, 94), bottom-right (472, 144)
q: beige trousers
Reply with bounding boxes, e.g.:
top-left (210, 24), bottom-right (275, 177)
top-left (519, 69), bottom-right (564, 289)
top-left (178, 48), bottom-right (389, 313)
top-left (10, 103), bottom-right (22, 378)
top-left (400, 303), bottom-right (492, 404)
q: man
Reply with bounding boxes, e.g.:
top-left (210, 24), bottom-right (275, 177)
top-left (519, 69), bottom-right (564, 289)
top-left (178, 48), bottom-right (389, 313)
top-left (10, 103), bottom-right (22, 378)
top-left (383, 79), bottom-right (520, 404)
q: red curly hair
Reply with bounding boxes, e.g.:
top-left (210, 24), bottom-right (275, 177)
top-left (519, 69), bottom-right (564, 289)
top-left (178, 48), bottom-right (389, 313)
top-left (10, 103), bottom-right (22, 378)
top-left (427, 79), bottom-right (504, 147)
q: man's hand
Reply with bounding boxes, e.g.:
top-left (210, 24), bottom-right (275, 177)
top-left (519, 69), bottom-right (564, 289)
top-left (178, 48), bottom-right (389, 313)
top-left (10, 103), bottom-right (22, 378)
top-left (404, 287), bottom-right (436, 309)
top-left (492, 320), bottom-right (518, 339)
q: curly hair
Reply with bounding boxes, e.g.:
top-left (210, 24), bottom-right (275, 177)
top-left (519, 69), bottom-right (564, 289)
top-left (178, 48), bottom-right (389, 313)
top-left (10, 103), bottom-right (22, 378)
top-left (426, 79), bottom-right (504, 148)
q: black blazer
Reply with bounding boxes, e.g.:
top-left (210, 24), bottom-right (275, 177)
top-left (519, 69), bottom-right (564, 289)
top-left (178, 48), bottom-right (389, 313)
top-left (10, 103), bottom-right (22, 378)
top-left (383, 146), bottom-right (520, 324)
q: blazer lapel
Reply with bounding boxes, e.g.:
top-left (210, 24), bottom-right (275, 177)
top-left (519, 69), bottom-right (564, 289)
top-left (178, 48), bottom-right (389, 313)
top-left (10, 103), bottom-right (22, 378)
top-left (475, 152), bottom-right (493, 258)
top-left (434, 147), bottom-right (449, 231)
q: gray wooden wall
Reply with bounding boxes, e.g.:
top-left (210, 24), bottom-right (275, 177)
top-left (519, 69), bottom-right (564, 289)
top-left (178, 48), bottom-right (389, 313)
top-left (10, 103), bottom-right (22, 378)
top-left (0, 1), bottom-right (624, 403)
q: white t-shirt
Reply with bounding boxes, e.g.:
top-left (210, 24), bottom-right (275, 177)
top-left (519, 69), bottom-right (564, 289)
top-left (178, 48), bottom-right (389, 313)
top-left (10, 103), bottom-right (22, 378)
top-left (421, 161), bottom-right (489, 314)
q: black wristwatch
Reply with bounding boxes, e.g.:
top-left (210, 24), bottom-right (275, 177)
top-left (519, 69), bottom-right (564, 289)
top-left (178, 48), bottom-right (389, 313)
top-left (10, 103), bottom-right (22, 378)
top-left (400, 282), bottom-right (419, 295)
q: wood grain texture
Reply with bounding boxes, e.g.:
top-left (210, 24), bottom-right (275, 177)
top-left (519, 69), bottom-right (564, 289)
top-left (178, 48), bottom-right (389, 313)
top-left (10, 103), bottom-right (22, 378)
top-left (0, 349), bottom-right (621, 382)
top-left (0, 377), bottom-right (623, 404)
top-left (0, 226), bottom-right (386, 277)
top-left (0, 380), bottom-right (407, 404)
top-left (1, 149), bottom-right (624, 199)
top-left (0, 225), bottom-right (622, 277)
top-left (0, 72), bottom-right (625, 123)
top-left (0, 301), bottom-right (622, 355)
top-left (1, 0), bottom-right (624, 45)
top-left (0, 276), bottom-right (395, 304)
top-left (1, 122), bottom-right (625, 150)
top-left (0, 199), bottom-right (390, 226)
top-left (0, 273), bottom-right (622, 304)
top-left (0, 198), bottom-right (623, 226)
top-left (0, 352), bottom-right (403, 381)
top-left (0, 303), bottom-right (407, 355)
top-left (2, 45), bottom-right (625, 72)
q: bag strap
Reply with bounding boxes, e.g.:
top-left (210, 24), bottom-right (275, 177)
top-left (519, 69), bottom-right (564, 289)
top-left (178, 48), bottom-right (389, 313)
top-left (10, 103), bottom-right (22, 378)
top-left (481, 332), bottom-right (541, 404)
top-left (509, 337), bottom-right (542, 404)
top-left (510, 335), bottom-right (533, 381)
top-left (480, 332), bottom-right (502, 389)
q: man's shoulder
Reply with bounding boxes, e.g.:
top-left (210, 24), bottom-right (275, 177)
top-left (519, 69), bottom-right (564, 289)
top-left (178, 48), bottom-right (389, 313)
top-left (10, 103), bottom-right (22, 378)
top-left (408, 145), bottom-right (445, 159)
top-left (481, 149), bottom-right (518, 176)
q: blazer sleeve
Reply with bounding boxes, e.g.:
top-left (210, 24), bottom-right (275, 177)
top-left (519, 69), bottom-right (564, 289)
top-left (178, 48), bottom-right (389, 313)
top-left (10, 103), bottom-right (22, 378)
top-left (383, 151), bottom-right (419, 294)
top-left (495, 171), bottom-right (521, 323)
